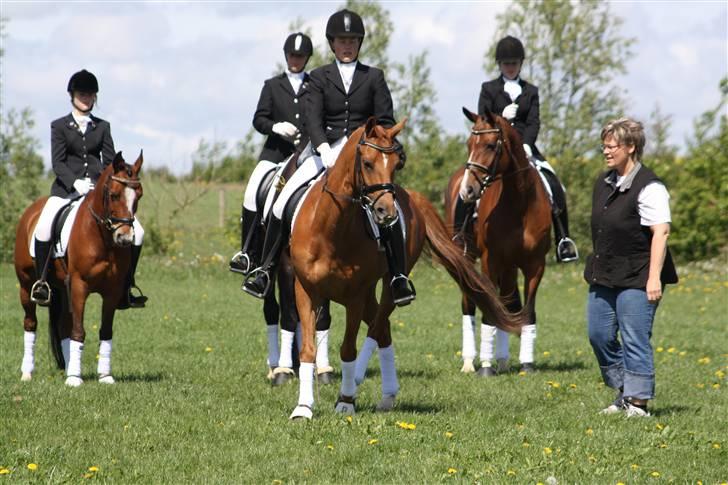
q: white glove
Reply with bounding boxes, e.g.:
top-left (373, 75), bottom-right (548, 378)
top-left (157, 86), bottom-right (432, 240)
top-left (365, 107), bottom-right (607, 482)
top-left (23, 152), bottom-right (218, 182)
top-left (317, 142), bottom-right (337, 168)
top-left (272, 121), bottom-right (299, 140)
top-left (522, 144), bottom-right (533, 160)
top-left (73, 178), bottom-right (92, 195)
top-left (502, 103), bottom-right (518, 121)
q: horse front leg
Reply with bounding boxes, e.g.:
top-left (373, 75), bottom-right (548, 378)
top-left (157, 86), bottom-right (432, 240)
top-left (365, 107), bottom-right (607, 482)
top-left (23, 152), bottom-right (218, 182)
top-left (354, 287), bottom-right (379, 385)
top-left (334, 297), bottom-right (365, 416)
top-left (518, 261), bottom-right (545, 373)
top-left (97, 296), bottom-right (119, 384)
top-left (66, 275), bottom-right (89, 387)
top-left (19, 280), bottom-right (38, 381)
top-left (461, 293), bottom-right (478, 373)
top-left (289, 278), bottom-right (319, 420)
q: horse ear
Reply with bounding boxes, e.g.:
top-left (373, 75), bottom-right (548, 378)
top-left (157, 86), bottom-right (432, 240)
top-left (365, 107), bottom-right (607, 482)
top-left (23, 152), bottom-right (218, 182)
top-left (462, 107), bottom-right (479, 123)
top-left (483, 110), bottom-right (497, 126)
top-left (133, 149), bottom-right (144, 175)
top-left (389, 117), bottom-right (407, 138)
top-left (112, 151), bottom-right (126, 172)
top-left (365, 117), bottom-right (378, 137)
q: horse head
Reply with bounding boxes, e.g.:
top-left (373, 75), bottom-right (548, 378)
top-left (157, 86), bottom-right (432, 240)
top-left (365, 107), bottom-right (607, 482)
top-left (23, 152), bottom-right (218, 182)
top-left (459, 107), bottom-right (515, 203)
top-left (354, 117), bottom-right (407, 227)
top-left (90, 151), bottom-right (144, 247)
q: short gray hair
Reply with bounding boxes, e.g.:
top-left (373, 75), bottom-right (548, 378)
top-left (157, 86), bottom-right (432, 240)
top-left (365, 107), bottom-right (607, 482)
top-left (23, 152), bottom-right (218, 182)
top-left (601, 117), bottom-right (645, 161)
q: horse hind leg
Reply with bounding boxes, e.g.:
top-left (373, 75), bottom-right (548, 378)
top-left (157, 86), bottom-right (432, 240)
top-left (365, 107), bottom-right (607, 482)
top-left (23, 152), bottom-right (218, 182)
top-left (289, 279), bottom-right (318, 420)
top-left (334, 297), bottom-right (368, 416)
top-left (19, 281), bottom-right (39, 381)
top-left (460, 295), bottom-right (477, 373)
top-left (96, 297), bottom-right (119, 384)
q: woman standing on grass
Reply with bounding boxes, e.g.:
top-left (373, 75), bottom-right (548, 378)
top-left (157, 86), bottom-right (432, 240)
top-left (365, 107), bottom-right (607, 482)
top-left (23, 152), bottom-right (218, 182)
top-left (585, 117), bottom-right (678, 417)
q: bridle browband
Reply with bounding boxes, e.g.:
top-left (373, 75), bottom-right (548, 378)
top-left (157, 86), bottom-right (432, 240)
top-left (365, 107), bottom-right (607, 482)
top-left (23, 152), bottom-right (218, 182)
top-left (88, 174), bottom-right (141, 235)
top-left (465, 125), bottom-right (532, 195)
top-left (324, 130), bottom-right (404, 223)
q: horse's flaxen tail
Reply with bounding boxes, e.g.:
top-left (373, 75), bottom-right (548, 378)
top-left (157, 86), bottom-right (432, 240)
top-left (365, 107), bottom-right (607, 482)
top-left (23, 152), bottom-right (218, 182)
top-left (47, 293), bottom-right (65, 369)
top-left (409, 190), bottom-right (527, 335)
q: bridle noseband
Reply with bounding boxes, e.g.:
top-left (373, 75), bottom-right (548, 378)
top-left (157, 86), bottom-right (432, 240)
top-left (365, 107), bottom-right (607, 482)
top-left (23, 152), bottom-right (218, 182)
top-left (89, 174), bottom-right (141, 235)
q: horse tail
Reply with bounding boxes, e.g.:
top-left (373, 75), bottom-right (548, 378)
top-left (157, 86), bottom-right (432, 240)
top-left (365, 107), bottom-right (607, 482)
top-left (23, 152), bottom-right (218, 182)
top-left (47, 292), bottom-right (65, 369)
top-left (409, 190), bottom-right (527, 334)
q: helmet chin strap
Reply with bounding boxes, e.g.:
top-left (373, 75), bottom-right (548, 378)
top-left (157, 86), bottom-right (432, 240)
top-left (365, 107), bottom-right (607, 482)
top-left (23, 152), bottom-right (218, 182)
top-left (71, 98), bottom-right (94, 114)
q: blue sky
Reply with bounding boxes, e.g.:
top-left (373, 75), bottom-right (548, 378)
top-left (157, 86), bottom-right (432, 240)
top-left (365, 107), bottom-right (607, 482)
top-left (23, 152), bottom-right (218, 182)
top-left (2, 1), bottom-right (726, 174)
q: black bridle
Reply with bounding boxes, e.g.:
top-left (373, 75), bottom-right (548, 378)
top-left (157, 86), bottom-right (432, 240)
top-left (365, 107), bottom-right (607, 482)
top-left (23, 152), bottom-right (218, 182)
top-left (465, 126), bottom-right (531, 196)
top-left (324, 131), bottom-right (405, 223)
top-left (88, 174), bottom-right (141, 235)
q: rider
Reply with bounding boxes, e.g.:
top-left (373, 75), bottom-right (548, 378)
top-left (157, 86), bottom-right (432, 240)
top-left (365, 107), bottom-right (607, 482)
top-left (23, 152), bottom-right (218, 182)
top-left (229, 32), bottom-right (313, 275)
top-left (243, 8), bottom-right (416, 307)
top-left (31, 69), bottom-right (147, 309)
top-left (477, 35), bottom-right (579, 263)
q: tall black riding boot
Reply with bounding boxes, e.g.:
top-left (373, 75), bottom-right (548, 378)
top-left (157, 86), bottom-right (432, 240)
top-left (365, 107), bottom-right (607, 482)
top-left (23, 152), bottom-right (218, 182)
top-left (541, 169), bottom-right (578, 263)
top-left (243, 216), bottom-right (286, 299)
top-left (452, 196), bottom-right (476, 249)
top-left (30, 239), bottom-right (52, 306)
top-left (118, 245), bottom-right (148, 309)
top-left (230, 207), bottom-right (262, 275)
top-left (381, 221), bottom-right (416, 307)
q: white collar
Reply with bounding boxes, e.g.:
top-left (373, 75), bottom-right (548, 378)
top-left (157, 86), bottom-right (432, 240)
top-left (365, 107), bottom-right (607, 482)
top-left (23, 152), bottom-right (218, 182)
top-left (286, 70), bottom-right (305, 81)
top-left (502, 75), bottom-right (521, 84)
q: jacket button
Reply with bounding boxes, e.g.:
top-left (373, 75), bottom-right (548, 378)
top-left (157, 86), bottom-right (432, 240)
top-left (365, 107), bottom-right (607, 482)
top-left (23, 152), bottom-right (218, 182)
top-left (83, 154), bottom-right (87, 158)
top-left (345, 101), bottom-right (349, 106)
top-left (595, 254), bottom-right (600, 259)
top-left (294, 99), bottom-right (298, 104)
top-left (592, 277), bottom-right (597, 282)
top-left (295, 114), bottom-right (299, 119)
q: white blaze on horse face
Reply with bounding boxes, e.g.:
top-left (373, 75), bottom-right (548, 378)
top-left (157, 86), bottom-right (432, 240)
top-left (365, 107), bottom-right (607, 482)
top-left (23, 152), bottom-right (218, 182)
top-left (382, 152), bottom-right (388, 169)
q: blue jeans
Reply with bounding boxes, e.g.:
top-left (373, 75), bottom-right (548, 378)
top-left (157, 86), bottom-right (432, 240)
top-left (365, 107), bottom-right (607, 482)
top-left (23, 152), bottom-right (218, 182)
top-left (587, 285), bottom-right (659, 400)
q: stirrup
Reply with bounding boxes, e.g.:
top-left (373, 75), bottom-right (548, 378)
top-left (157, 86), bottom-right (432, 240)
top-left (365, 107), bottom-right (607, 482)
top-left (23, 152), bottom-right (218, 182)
top-left (30, 280), bottom-right (52, 306)
top-left (229, 251), bottom-right (252, 275)
top-left (557, 237), bottom-right (579, 263)
top-left (390, 274), bottom-right (416, 307)
top-left (242, 268), bottom-right (272, 299)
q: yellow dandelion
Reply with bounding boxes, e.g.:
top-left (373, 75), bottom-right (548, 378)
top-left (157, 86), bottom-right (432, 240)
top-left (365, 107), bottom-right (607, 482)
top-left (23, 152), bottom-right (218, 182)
top-left (445, 431), bottom-right (454, 438)
top-left (712, 443), bottom-right (721, 449)
top-left (346, 416), bottom-right (353, 423)
top-left (88, 466), bottom-right (99, 472)
top-left (448, 322), bottom-right (454, 328)
top-left (326, 444), bottom-right (334, 450)
top-left (659, 443), bottom-right (668, 449)
top-left (407, 423), bottom-right (416, 430)
top-left (655, 423), bottom-right (664, 430)
top-left (569, 383), bottom-right (577, 389)
top-left (617, 482), bottom-right (625, 485)
top-left (631, 464), bottom-right (639, 471)
top-left (576, 350), bottom-right (584, 356)
top-left (697, 481), bottom-right (703, 485)
top-left (586, 428), bottom-right (594, 436)
top-left (698, 357), bottom-right (711, 364)
top-left (397, 322), bottom-right (404, 328)
top-left (551, 382), bottom-right (561, 388)
top-left (27, 464), bottom-right (38, 471)
top-left (522, 441), bottom-right (530, 448)
top-left (712, 383), bottom-right (721, 389)
top-left (696, 383), bottom-right (705, 389)
top-left (272, 480), bottom-right (283, 485)
top-left (455, 351), bottom-right (462, 357)
top-left (715, 370), bottom-right (725, 379)
top-left (545, 392), bottom-right (553, 398)
top-left (588, 454), bottom-right (597, 463)
top-left (83, 473), bottom-right (94, 479)
top-left (543, 447), bottom-right (553, 455)
top-left (368, 439), bottom-right (378, 445)
top-left (426, 353), bottom-right (434, 359)
top-left (656, 346), bottom-right (664, 353)
top-left (447, 468), bottom-right (457, 474)
top-left (651, 471), bottom-right (660, 477)
top-left (205, 346), bottom-right (212, 352)
top-left (507, 469), bottom-right (516, 476)
top-left (543, 351), bottom-right (551, 357)
top-left (667, 347), bottom-right (676, 353)
top-left (0, 468), bottom-right (10, 475)
top-left (518, 371), bottom-right (527, 376)
top-left (679, 351), bottom-right (687, 357)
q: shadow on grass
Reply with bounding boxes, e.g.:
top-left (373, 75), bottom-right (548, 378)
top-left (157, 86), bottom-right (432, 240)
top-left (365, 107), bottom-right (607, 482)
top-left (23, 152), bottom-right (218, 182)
top-left (117, 372), bottom-right (166, 383)
top-left (526, 361), bottom-right (588, 372)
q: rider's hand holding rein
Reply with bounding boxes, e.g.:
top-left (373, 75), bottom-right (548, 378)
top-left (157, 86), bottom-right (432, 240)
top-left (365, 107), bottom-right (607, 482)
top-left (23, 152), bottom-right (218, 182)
top-left (73, 178), bottom-right (92, 196)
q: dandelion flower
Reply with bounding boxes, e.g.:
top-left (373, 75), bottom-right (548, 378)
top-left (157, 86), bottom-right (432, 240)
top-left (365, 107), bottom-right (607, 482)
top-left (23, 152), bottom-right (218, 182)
top-left (445, 432), bottom-right (454, 438)
top-left (543, 351), bottom-right (551, 357)
top-left (326, 444), bottom-right (334, 450)
top-left (456, 351), bottom-right (462, 357)
top-left (83, 473), bottom-right (94, 479)
top-left (679, 351), bottom-right (687, 357)
top-left (576, 350), bottom-right (583, 356)
top-left (346, 416), bottom-right (352, 423)
top-left (659, 443), bottom-right (668, 449)
top-left (544, 447), bottom-right (553, 455)
top-left (518, 371), bottom-right (527, 376)
top-left (667, 347), bottom-right (676, 353)
top-left (368, 439), bottom-right (378, 445)
top-left (651, 471), bottom-right (660, 477)
top-left (448, 468), bottom-right (457, 474)
top-left (715, 370), bottom-right (725, 379)
top-left (585, 428), bottom-right (594, 436)
top-left (617, 482), bottom-right (625, 485)
top-left (0, 468), bottom-right (10, 475)
top-left (631, 464), bottom-right (639, 471)
top-left (712, 383), bottom-right (721, 389)
top-left (272, 480), bottom-right (283, 485)
top-left (522, 441), bottom-right (530, 448)
top-left (27, 464), bottom-right (37, 471)
top-left (655, 423), bottom-right (664, 430)
top-left (656, 347), bottom-right (664, 353)
top-left (507, 469), bottom-right (516, 476)
top-left (569, 383), bottom-right (577, 389)
top-left (698, 357), bottom-right (711, 364)
top-left (205, 346), bottom-right (213, 352)
top-left (712, 443), bottom-right (721, 449)
top-left (88, 466), bottom-right (99, 472)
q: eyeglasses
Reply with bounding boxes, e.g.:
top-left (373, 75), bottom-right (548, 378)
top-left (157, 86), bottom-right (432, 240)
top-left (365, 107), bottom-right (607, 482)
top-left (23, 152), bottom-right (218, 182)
top-left (600, 143), bottom-right (622, 152)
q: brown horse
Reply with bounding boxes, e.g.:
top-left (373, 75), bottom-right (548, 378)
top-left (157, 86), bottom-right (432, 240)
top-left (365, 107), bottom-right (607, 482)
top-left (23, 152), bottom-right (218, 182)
top-left (445, 108), bottom-right (551, 376)
top-left (286, 117), bottom-right (526, 419)
top-left (14, 152), bottom-right (143, 386)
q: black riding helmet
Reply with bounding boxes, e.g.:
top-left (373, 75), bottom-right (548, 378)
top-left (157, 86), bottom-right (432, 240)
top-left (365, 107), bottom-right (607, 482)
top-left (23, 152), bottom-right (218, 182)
top-left (283, 32), bottom-right (313, 57)
top-left (326, 9), bottom-right (365, 41)
top-left (67, 69), bottom-right (99, 93)
top-left (495, 36), bottom-right (525, 62)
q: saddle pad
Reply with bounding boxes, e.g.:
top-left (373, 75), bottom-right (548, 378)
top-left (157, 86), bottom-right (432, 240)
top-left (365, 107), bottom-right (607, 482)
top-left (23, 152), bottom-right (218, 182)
top-left (30, 199), bottom-right (82, 258)
top-left (289, 170), bottom-right (327, 237)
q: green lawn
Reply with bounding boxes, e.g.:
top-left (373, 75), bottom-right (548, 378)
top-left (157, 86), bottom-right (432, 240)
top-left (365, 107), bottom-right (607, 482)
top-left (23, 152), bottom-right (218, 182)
top-left (1, 181), bottom-right (725, 483)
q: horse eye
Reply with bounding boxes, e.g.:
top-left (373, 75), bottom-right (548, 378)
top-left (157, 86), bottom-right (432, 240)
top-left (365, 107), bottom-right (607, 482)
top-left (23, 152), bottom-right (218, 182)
top-left (363, 160), bottom-right (374, 171)
top-left (110, 193), bottom-right (121, 201)
top-left (485, 143), bottom-right (496, 151)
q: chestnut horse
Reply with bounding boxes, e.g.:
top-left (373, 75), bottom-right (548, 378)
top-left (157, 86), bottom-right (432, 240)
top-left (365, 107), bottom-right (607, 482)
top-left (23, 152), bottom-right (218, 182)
top-left (14, 152), bottom-right (143, 386)
top-left (445, 108), bottom-right (551, 375)
top-left (286, 118), bottom-right (526, 419)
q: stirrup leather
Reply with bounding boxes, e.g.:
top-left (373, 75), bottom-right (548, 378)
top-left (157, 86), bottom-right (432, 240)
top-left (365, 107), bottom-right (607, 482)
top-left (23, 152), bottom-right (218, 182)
top-left (30, 280), bottom-right (52, 306)
top-left (242, 268), bottom-right (272, 299)
top-left (229, 251), bottom-right (252, 275)
top-left (557, 237), bottom-right (579, 262)
top-left (390, 274), bottom-right (416, 306)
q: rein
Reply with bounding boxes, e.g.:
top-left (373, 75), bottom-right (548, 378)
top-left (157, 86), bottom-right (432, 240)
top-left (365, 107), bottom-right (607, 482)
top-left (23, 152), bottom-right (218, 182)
top-left (88, 174), bottom-right (141, 234)
top-left (466, 126), bottom-right (533, 196)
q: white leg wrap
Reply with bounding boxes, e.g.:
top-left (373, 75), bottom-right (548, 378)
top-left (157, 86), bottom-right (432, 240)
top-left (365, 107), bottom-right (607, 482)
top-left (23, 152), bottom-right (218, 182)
top-left (21, 331), bottom-right (36, 375)
top-left (355, 336), bottom-right (378, 384)
top-left (315, 330), bottom-right (330, 369)
top-left (479, 324), bottom-right (497, 367)
top-left (519, 324), bottom-right (537, 364)
top-left (278, 329), bottom-right (295, 369)
top-left (61, 338), bottom-right (71, 371)
top-left (495, 327), bottom-right (510, 361)
top-left (297, 362), bottom-right (315, 408)
top-left (66, 339), bottom-right (84, 378)
top-left (97, 339), bottom-right (112, 377)
top-left (462, 315), bottom-right (476, 361)
top-left (340, 360), bottom-right (357, 398)
top-left (378, 345), bottom-right (399, 397)
top-left (266, 325), bottom-right (279, 369)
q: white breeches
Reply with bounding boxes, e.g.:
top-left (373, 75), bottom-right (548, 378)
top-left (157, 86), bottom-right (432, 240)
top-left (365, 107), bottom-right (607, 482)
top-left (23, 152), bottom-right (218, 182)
top-left (531, 158), bottom-right (561, 205)
top-left (243, 160), bottom-right (279, 212)
top-left (271, 137), bottom-right (346, 220)
top-left (35, 196), bottom-right (70, 242)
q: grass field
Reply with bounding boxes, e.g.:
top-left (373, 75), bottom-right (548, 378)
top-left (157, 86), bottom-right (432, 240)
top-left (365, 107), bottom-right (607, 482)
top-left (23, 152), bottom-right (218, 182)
top-left (1, 181), bottom-right (726, 483)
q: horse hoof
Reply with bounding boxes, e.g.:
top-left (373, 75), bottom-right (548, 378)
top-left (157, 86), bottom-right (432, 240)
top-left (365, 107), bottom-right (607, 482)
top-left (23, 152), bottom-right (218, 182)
top-left (317, 371), bottom-right (334, 385)
top-left (289, 405), bottom-right (313, 420)
top-left (98, 375), bottom-right (115, 384)
top-left (272, 368), bottom-right (295, 386)
top-left (461, 359), bottom-right (476, 373)
top-left (376, 394), bottom-right (396, 412)
top-left (21, 372), bottom-right (32, 382)
top-left (477, 367), bottom-right (496, 377)
top-left (334, 401), bottom-right (356, 415)
top-left (65, 376), bottom-right (83, 387)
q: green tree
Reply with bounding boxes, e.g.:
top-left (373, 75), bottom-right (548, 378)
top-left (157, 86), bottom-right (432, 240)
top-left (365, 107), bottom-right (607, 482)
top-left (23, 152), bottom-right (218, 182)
top-left (0, 18), bottom-right (45, 262)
